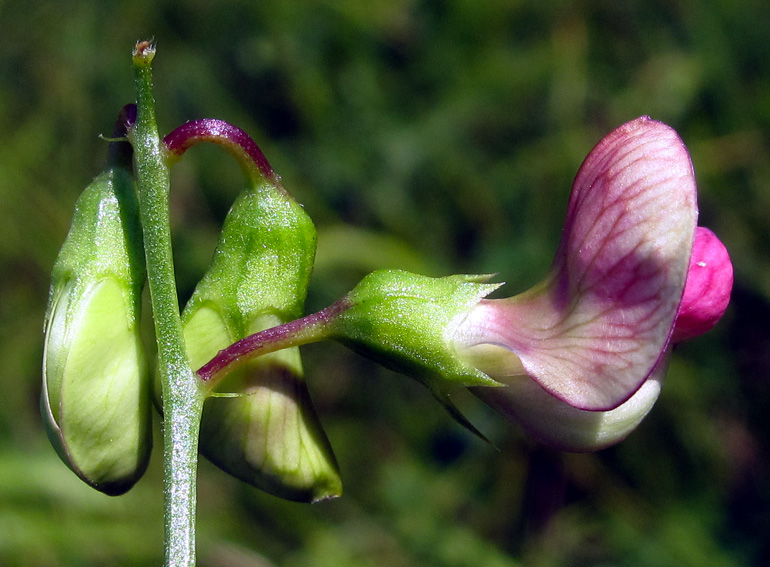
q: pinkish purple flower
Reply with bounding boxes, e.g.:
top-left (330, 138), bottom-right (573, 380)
top-left (671, 226), bottom-right (733, 343)
top-left (452, 117), bottom-right (732, 450)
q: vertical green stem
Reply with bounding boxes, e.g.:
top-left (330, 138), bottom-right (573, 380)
top-left (130, 42), bottom-right (205, 567)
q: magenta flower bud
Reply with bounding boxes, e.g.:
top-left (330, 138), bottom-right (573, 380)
top-left (671, 226), bottom-right (733, 343)
top-left (451, 117), bottom-right (727, 450)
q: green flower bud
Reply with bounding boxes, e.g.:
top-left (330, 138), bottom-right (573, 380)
top-left (184, 178), bottom-right (341, 502)
top-left (42, 150), bottom-right (151, 496)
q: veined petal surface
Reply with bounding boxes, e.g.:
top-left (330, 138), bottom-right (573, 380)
top-left (459, 117), bottom-right (697, 410)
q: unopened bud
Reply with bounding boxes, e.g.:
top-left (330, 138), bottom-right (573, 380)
top-left (42, 150), bottom-right (151, 496)
top-left (184, 178), bottom-right (341, 502)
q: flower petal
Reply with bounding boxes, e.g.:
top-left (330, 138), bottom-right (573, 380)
top-left (472, 348), bottom-right (668, 452)
top-left (671, 226), bottom-right (733, 343)
top-left (459, 117), bottom-right (697, 410)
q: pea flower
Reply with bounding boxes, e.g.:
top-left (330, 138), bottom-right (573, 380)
top-left (199, 117), bottom-right (732, 453)
top-left (453, 117), bottom-right (732, 450)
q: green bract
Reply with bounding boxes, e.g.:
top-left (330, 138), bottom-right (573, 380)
top-left (332, 270), bottom-right (503, 394)
top-left (183, 179), bottom-right (342, 502)
top-left (42, 162), bottom-right (151, 496)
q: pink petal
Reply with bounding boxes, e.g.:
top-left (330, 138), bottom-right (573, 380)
top-left (459, 117), bottom-right (697, 410)
top-left (671, 226), bottom-right (733, 343)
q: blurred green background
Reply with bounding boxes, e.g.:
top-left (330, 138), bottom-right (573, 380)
top-left (1, 0), bottom-right (769, 565)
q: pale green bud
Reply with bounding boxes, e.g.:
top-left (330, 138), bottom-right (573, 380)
top-left (184, 179), bottom-right (341, 502)
top-left (42, 160), bottom-right (151, 496)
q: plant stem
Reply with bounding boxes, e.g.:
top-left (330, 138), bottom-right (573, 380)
top-left (130, 41), bottom-right (206, 567)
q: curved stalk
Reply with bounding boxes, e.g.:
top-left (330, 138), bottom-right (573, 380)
top-left (197, 300), bottom-right (347, 387)
top-left (163, 118), bottom-right (276, 182)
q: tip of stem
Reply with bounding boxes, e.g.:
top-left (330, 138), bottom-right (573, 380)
top-left (133, 40), bottom-right (156, 65)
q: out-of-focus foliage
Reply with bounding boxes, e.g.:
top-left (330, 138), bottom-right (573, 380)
top-left (1, 0), bottom-right (769, 565)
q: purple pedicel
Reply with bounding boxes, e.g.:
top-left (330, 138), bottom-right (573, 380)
top-left (163, 119), bottom-right (275, 180)
top-left (197, 299), bottom-right (349, 383)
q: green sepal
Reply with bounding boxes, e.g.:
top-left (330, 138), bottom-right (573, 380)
top-left (331, 270), bottom-right (504, 394)
top-left (184, 178), bottom-right (342, 502)
top-left (184, 180), bottom-right (316, 326)
top-left (42, 165), bottom-right (151, 496)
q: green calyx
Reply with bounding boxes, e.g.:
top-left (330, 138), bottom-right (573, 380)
top-left (331, 270), bottom-right (503, 394)
top-left (183, 177), bottom-right (342, 503)
top-left (42, 163), bottom-right (151, 496)
top-left (184, 180), bottom-right (315, 327)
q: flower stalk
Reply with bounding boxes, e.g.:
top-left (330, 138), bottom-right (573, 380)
top-left (163, 118), bottom-right (276, 182)
top-left (129, 41), bottom-right (205, 567)
top-left (196, 301), bottom-right (345, 386)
